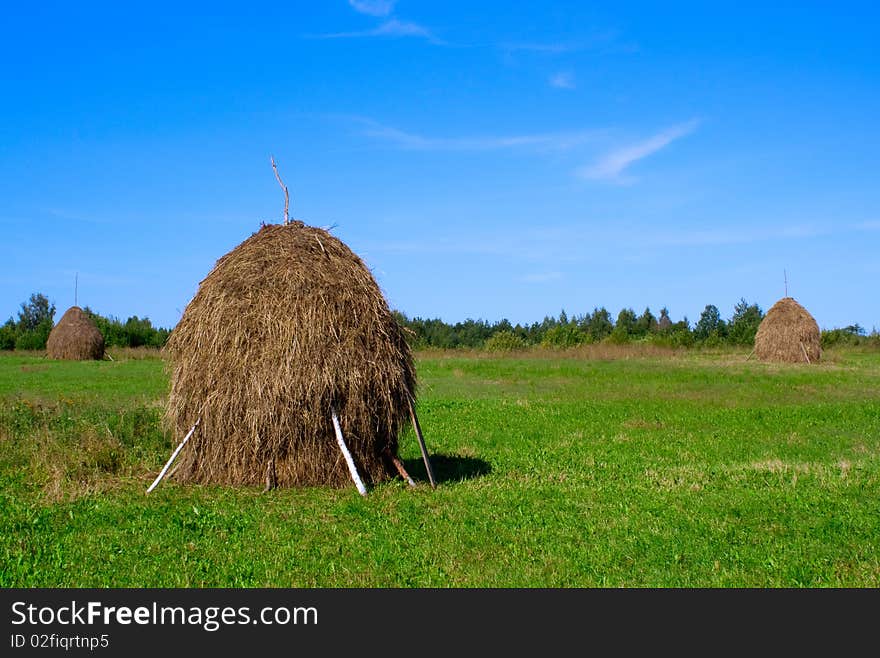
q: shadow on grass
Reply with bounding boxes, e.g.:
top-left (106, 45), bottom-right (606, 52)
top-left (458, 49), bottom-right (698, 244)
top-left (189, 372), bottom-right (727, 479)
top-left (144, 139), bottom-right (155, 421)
top-left (403, 453), bottom-right (492, 485)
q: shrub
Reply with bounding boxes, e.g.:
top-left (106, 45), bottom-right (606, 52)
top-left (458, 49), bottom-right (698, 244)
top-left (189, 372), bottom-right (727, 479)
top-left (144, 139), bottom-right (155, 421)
top-left (0, 322), bottom-right (16, 350)
top-left (822, 325), bottom-right (867, 349)
top-left (702, 330), bottom-right (725, 348)
top-left (14, 318), bottom-right (52, 350)
top-left (541, 324), bottom-right (587, 348)
top-left (650, 328), bottom-right (694, 348)
top-left (485, 330), bottom-right (528, 352)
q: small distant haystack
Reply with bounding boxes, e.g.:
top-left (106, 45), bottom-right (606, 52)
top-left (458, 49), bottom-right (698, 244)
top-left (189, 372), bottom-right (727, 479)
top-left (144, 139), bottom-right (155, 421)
top-left (754, 297), bottom-right (821, 363)
top-left (46, 306), bottom-right (105, 360)
top-left (163, 221), bottom-right (417, 489)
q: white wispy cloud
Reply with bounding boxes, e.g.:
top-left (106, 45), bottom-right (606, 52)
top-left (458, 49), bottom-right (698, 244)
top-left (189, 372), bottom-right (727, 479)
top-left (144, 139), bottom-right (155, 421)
top-left (348, 0), bottom-right (396, 16)
top-left (501, 41), bottom-right (580, 54)
top-left (577, 120), bottom-right (699, 183)
top-left (13, 208), bottom-right (112, 225)
top-left (357, 221), bottom-right (839, 264)
top-left (520, 271), bottom-right (563, 283)
top-left (656, 224), bottom-right (830, 247)
top-left (549, 72), bottom-right (575, 89)
top-left (356, 118), bottom-right (599, 152)
top-left (315, 19), bottom-right (443, 43)
top-left (500, 31), bottom-right (640, 56)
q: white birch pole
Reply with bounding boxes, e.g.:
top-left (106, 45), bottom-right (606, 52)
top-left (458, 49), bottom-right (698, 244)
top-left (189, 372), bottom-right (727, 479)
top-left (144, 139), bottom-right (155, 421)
top-left (331, 409), bottom-right (367, 496)
top-left (146, 417), bottom-right (201, 494)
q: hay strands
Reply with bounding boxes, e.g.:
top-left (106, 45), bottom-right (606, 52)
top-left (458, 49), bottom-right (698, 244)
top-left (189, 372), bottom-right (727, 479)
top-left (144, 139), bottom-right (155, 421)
top-left (331, 409), bottom-right (368, 496)
top-left (408, 396), bottom-right (437, 489)
top-left (146, 416), bottom-right (202, 494)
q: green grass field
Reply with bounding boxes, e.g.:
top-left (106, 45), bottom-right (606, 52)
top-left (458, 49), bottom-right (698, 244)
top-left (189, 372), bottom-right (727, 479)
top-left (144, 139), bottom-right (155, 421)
top-left (1, 347), bottom-right (878, 587)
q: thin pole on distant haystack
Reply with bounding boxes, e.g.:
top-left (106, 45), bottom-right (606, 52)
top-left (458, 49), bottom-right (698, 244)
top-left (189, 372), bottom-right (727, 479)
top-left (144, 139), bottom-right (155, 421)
top-left (75, 272), bottom-right (78, 307)
top-left (270, 155), bottom-right (290, 225)
top-left (331, 409), bottom-right (368, 496)
top-left (784, 269), bottom-right (788, 297)
top-left (146, 416), bottom-right (202, 493)
top-left (407, 395), bottom-right (437, 489)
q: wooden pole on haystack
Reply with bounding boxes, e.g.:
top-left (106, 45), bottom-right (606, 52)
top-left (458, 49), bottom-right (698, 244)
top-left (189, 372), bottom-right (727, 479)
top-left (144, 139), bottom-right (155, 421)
top-left (331, 409), bottom-right (368, 496)
top-left (270, 155), bottom-right (290, 226)
top-left (408, 395), bottom-right (437, 489)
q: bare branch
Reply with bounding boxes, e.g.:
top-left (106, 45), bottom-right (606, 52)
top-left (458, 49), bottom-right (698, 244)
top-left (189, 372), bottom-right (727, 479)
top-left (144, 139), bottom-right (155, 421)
top-left (270, 155), bottom-right (290, 225)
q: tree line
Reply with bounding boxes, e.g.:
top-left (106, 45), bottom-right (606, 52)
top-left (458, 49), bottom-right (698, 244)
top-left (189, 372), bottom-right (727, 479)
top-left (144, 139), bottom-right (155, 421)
top-left (1, 292), bottom-right (875, 352)
top-left (394, 299), bottom-right (877, 351)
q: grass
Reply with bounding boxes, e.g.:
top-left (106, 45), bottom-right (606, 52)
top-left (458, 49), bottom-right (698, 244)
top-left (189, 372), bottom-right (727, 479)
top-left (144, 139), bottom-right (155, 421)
top-left (1, 346), bottom-right (879, 587)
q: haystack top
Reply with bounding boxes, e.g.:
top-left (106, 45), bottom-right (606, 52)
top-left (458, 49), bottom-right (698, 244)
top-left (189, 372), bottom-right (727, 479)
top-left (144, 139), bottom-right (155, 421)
top-left (762, 297), bottom-right (817, 328)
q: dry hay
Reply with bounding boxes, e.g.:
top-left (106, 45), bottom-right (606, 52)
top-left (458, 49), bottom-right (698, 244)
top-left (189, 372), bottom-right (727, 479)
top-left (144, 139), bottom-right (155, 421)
top-left (164, 221), bottom-right (416, 488)
top-left (754, 296), bottom-right (821, 363)
top-left (46, 306), bottom-right (105, 360)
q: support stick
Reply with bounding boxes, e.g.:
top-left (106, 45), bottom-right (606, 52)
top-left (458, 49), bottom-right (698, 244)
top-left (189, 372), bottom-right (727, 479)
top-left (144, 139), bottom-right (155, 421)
top-left (263, 458), bottom-right (277, 493)
top-left (800, 342), bottom-right (811, 364)
top-left (745, 349), bottom-right (755, 361)
top-left (270, 155), bottom-right (290, 225)
top-left (408, 396), bottom-right (437, 489)
top-left (385, 448), bottom-right (416, 487)
top-left (147, 417), bottom-right (201, 493)
top-left (331, 409), bottom-right (367, 496)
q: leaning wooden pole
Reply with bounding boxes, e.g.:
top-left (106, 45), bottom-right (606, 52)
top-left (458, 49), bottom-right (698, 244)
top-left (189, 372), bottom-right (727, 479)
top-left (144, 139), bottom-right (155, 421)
top-left (800, 342), bottom-right (811, 364)
top-left (408, 396), bottom-right (437, 489)
top-left (331, 409), bottom-right (368, 496)
top-left (146, 417), bottom-right (201, 493)
top-left (385, 447), bottom-right (416, 487)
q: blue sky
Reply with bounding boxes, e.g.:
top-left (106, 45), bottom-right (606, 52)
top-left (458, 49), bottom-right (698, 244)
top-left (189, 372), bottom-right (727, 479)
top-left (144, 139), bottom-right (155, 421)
top-left (1, 1), bottom-right (878, 331)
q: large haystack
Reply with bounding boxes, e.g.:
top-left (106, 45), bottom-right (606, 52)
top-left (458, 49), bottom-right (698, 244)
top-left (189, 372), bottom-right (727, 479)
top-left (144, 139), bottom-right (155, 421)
top-left (46, 306), bottom-right (105, 360)
top-left (164, 221), bottom-right (416, 488)
top-left (754, 297), bottom-right (821, 363)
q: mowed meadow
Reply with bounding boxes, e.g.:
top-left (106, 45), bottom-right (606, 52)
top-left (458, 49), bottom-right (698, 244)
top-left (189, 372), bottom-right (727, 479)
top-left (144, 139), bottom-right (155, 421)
top-left (1, 346), bottom-right (879, 587)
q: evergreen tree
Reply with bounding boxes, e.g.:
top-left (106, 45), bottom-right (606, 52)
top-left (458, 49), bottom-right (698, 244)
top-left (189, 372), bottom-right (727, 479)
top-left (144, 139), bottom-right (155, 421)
top-left (635, 307), bottom-right (657, 335)
top-left (694, 304), bottom-right (726, 340)
top-left (728, 298), bottom-right (764, 345)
